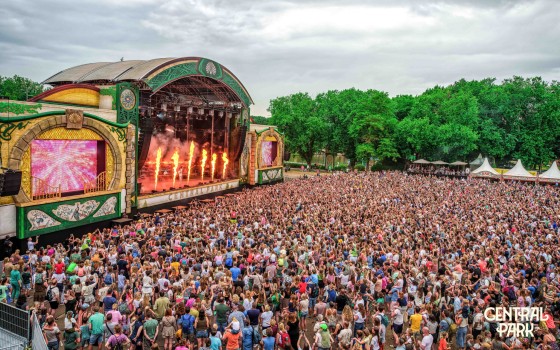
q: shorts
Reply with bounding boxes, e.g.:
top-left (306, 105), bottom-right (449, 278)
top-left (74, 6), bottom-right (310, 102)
top-left (80, 337), bottom-right (90, 347)
top-left (393, 323), bottom-right (403, 334)
top-left (49, 301), bottom-right (59, 310)
top-left (129, 336), bottom-right (142, 347)
top-left (300, 312), bottom-right (308, 318)
top-left (89, 333), bottom-right (103, 345)
top-left (196, 330), bottom-right (209, 338)
top-left (23, 283), bottom-right (31, 290)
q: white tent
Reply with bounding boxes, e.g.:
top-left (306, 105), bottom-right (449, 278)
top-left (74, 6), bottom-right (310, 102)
top-left (540, 161), bottom-right (560, 180)
top-left (504, 159), bottom-right (534, 177)
top-left (471, 158), bottom-right (499, 175)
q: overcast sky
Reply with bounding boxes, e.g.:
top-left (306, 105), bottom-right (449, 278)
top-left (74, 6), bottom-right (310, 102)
top-left (1, 0), bottom-right (559, 116)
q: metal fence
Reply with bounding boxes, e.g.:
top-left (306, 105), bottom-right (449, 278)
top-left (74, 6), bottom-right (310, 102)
top-left (0, 330), bottom-right (27, 350)
top-left (30, 313), bottom-right (47, 350)
top-left (0, 302), bottom-right (30, 340)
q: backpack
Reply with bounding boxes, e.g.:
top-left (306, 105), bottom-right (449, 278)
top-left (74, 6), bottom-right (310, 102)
top-left (104, 273), bottom-right (113, 285)
top-left (225, 253), bottom-right (233, 268)
top-left (35, 273), bottom-right (43, 284)
top-left (279, 331), bottom-right (290, 346)
top-left (327, 289), bottom-right (337, 303)
top-left (444, 318), bottom-right (457, 335)
top-left (47, 287), bottom-right (55, 302)
top-left (380, 314), bottom-right (390, 327)
top-left (310, 284), bottom-right (319, 298)
top-left (108, 328), bottom-right (124, 350)
top-left (118, 302), bottom-right (130, 315)
top-left (180, 314), bottom-right (194, 334)
top-left (252, 326), bottom-right (262, 344)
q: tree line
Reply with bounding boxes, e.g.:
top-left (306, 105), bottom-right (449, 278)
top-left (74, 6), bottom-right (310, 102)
top-left (268, 77), bottom-right (560, 170)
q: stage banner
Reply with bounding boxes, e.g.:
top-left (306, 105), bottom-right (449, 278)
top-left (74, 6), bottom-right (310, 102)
top-left (16, 191), bottom-right (121, 238)
top-left (258, 166), bottom-right (283, 184)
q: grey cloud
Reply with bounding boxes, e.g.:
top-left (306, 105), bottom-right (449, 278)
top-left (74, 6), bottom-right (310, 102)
top-left (1, 0), bottom-right (559, 116)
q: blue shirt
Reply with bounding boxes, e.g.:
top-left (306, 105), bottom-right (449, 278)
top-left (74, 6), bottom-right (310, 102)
top-left (242, 327), bottom-right (254, 350)
top-left (210, 336), bottom-right (222, 350)
top-left (310, 274), bottom-right (319, 284)
top-left (263, 336), bottom-right (275, 350)
top-left (230, 267), bottom-right (241, 281)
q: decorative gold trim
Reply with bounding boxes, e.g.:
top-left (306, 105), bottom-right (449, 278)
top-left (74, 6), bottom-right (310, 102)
top-left (256, 128), bottom-right (283, 169)
top-left (38, 127), bottom-right (102, 140)
top-left (21, 148), bottom-right (31, 198)
top-left (16, 190), bottom-right (120, 208)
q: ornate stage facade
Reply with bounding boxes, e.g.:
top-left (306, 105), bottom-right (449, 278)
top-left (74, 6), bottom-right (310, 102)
top-left (0, 57), bottom-right (284, 240)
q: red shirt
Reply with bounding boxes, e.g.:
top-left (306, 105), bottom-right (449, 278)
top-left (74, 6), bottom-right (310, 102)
top-left (55, 262), bottom-right (65, 274)
top-left (299, 281), bottom-right (308, 294)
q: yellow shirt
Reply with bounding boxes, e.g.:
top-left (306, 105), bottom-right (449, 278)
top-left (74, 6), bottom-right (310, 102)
top-left (410, 313), bottom-right (423, 332)
top-left (190, 308), bottom-right (199, 319)
top-left (171, 261), bottom-right (180, 273)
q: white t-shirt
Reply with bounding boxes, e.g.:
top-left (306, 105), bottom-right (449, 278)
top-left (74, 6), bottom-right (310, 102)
top-left (371, 335), bottom-right (380, 350)
top-left (421, 334), bottom-right (433, 350)
top-left (261, 311), bottom-right (273, 327)
top-left (393, 308), bottom-right (404, 325)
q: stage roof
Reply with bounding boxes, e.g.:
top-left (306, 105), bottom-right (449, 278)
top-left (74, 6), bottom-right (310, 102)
top-left (41, 57), bottom-right (254, 106)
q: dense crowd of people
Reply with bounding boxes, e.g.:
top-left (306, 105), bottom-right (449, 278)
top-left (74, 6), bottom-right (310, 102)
top-left (2, 171), bottom-right (560, 350)
top-left (407, 165), bottom-right (469, 177)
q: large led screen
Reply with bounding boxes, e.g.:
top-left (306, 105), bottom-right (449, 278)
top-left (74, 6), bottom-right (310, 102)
top-left (31, 140), bottom-right (98, 196)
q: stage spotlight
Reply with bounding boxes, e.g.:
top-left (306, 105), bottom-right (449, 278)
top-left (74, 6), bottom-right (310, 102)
top-left (157, 112), bottom-right (165, 120)
top-left (198, 108), bottom-right (204, 115)
top-left (174, 106), bottom-right (181, 112)
top-left (162, 103), bottom-right (167, 111)
top-left (187, 107), bottom-right (193, 114)
top-left (218, 111), bottom-right (224, 117)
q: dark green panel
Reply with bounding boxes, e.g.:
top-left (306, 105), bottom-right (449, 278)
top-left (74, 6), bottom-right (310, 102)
top-left (116, 83), bottom-right (139, 125)
top-left (17, 192), bottom-right (121, 238)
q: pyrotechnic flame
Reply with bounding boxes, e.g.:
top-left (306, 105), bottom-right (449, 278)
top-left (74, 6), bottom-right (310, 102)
top-left (211, 153), bottom-right (217, 181)
top-left (201, 149), bottom-right (208, 182)
top-left (171, 149), bottom-right (179, 187)
top-left (154, 147), bottom-right (162, 190)
top-left (187, 141), bottom-right (194, 183)
top-left (222, 152), bottom-right (229, 179)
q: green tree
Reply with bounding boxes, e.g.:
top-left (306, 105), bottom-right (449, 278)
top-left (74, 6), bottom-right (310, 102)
top-left (269, 93), bottom-right (327, 165)
top-left (0, 75), bottom-right (45, 101)
top-left (250, 115), bottom-right (272, 125)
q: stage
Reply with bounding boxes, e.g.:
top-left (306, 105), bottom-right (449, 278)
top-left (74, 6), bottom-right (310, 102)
top-left (139, 175), bottom-right (232, 194)
top-left (137, 179), bottom-right (240, 208)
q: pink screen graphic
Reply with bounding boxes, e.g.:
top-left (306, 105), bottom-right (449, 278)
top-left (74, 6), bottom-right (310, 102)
top-left (31, 140), bottom-right (98, 196)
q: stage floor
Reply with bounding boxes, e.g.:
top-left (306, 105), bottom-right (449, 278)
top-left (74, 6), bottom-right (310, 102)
top-left (137, 178), bottom-right (240, 208)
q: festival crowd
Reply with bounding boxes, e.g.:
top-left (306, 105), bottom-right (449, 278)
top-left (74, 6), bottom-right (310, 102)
top-left (2, 172), bottom-right (560, 350)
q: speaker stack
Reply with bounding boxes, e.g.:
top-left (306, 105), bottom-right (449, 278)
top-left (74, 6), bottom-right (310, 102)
top-left (0, 171), bottom-right (22, 196)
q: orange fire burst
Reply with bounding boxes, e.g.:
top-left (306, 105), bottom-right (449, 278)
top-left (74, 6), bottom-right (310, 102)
top-left (222, 152), bottom-right (229, 179)
top-left (187, 141), bottom-right (194, 183)
top-left (201, 149), bottom-right (208, 182)
top-left (171, 149), bottom-right (179, 187)
top-left (211, 153), bottom-right (217, 181)
top-left (154, 147), bottom-right (162, 190)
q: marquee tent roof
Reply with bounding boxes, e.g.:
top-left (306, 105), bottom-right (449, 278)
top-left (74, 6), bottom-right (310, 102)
top-left (450, 161), bottom-right (468, 166)
top-left (413, 159), bottom-right (431, 164)
top-left (471, 158), bottom-right (499, 175)
top-left (540, 161), bottom-right (560, 179)
top-left (504, 159), bottom-right (534, 177)
top-left (470, 153), bottom-right (484, 165)
top-left (431, 160), bottom-right (448, 165)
